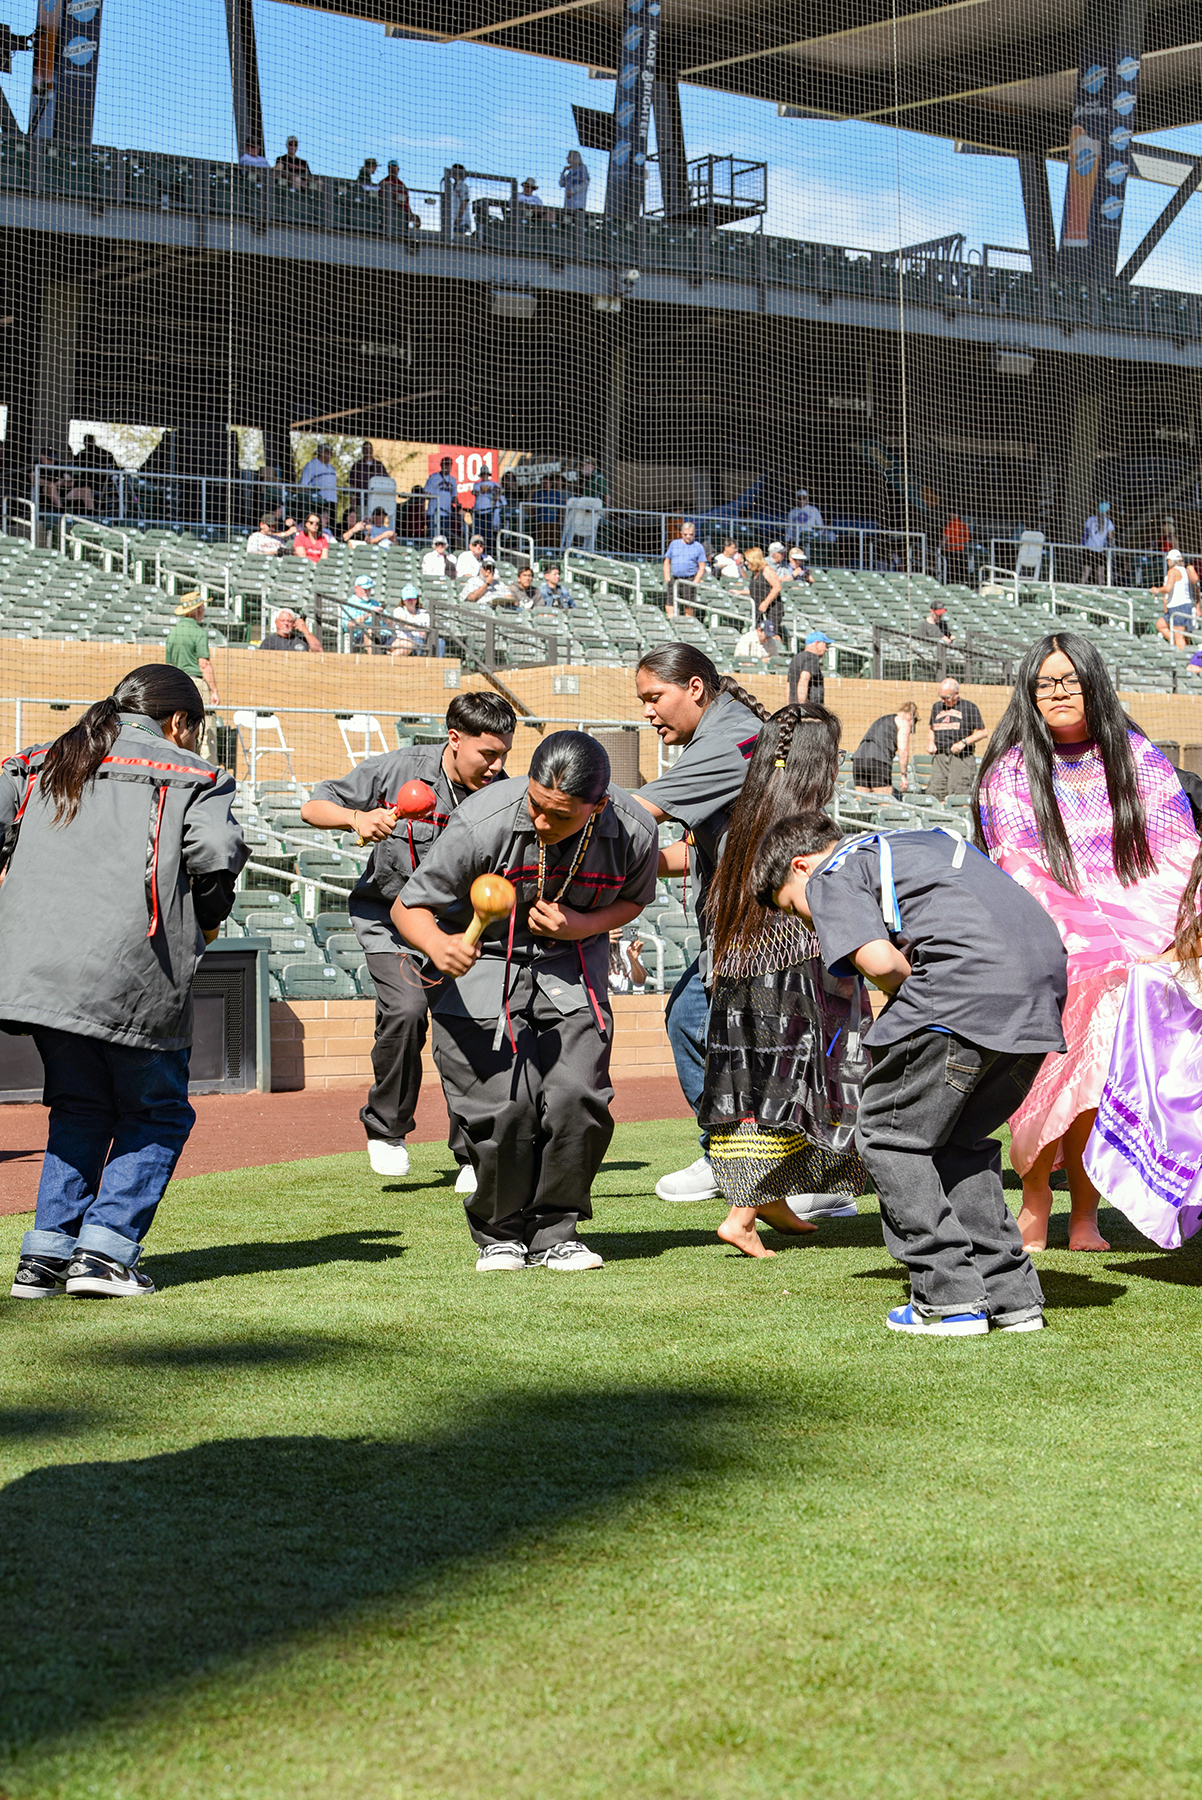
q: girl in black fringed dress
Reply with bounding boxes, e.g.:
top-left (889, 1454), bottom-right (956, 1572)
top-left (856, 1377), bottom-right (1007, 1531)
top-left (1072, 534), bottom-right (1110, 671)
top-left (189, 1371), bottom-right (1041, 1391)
top-left (702, 704), bottom-right (870, 1258)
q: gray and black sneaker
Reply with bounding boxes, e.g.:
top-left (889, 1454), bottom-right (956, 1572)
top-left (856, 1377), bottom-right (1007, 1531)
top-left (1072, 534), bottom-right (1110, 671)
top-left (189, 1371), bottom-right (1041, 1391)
top-left (64, 1249), bottom-right (155, 1298)
top-left (9, 1254), bottom-right (72, 1299)
top-left (528, 1242), bottom-right (604, 1271)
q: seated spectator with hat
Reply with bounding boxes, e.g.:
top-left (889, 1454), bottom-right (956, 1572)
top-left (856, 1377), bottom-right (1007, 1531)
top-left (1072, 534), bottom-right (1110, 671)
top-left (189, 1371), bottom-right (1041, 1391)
top-left (391, 586), bottom-right (431, 656)
top-left (538, 563), bottom-right (574, 608)
top-left (462, 556), bottom-right (512, 606)
top-left (165, 593), bottom-right (220, 709)
top-left (422, 534), bottom-right (455, 579)
top-left (340, 577), bottom-right (392, 655)
top-left (787, 545), bottom-right (814, 585)
top-left (518, 177), bottom-right (543, 210)
top-left (247, 514), bottom-right (293, 555)
top-left (787, 632), bottom-right (829, 706)
top-left (260, 609), bottom-right (323, 654)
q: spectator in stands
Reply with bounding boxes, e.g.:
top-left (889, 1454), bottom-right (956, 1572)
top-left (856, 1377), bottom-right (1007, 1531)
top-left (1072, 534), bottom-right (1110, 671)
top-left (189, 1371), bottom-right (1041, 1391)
top-left (539, 564), bottom-right (574, 608)
top-left (240, 141), bottom-right (269, 168)
top-left (165, 593), bottom-right (220, 709)
top-left (852, 702), bottom-right (917, 795)
top-left (344, 507), bottom-right (397, 548)
top-left (425, 456), bottom-right (458, 535)
top-left (926, 678), bottom-right (986, 799)
top-left (923, 600), bottom-right (954, 645)
top-left (247, 514), bottom-right (289, 555)
top-left (275, 136), bottom-right (312, 191)
top-left (746, 547), bottom-right (784, 655)
top-left (472, 472), bottom-right (504, 554)
top-left (340, 576), bottom-right (393, 656)
top-left (787, 489), bottom-right (824, 539)
top-left (787, 546), bottom-right (813, 585)
top-left (34, 447), bottom-right (64, 515)
top-left (714, 540), bottom-right (745, 580)
top-left (462, 556), bottom-right (511, 606)
top-left (1186, 647), bottom-right (1202, 679)
top-left (533, 471), bottom-right (566, 535)
top-left (379, 161), bottom-right (416, 228)
top-left (293, 511), bottom-right (330, 563)
top-left (560, 150), bottom-right (590, 210)
top-left (299, 443), bottom-right (338, 506)
top-left (575, 455), bottom-right (608, 500)
top-left (519, 177), bottom-right (544, 210)
top-left (664, 520), bottom-right (708, 613)
top-left (787, 632), bottom-right (828, 706)
top-left (941, 511), bottom-right (970, 586)
top-left (608, 927), bottom-right (647, 994)
top-left (456, 533), bottom-right (487, 580)
top-left (1159, 516), bottom-right (1180, 554)
top-left (1081, 500), bottom-right (1115, 584)
top-left (512, 566), bottom-right (540, 608)
top-left (1153, 549), bottom-right (1200, 647)
top-left (449, 163), bottom-right (472, 233)
top-left (767, 541), bottom-right (791, 584)
top-left (260, 608), bottom-right (322, 654)
top-left (60, 459), bottom-right (96, 516)
top-left (422, 533), bottom-right (455, 579)
top-left (347, 441), bottom-right (389, 490)
top-left (390, 585), bottom-right (430, 656)
top-left (356, 157), bottom-right (379, 189)
top-left (341, 506), bottom-right (366, 542)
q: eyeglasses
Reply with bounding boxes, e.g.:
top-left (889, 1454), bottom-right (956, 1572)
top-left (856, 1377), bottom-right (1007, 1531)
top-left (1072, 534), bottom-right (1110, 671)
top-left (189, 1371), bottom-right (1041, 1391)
top-left (1033, 674), bottom-right (1083, 698)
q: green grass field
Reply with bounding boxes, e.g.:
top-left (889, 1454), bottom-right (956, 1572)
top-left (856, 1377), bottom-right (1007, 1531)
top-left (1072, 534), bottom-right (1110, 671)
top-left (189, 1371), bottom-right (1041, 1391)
top-left (2, 1120), bottom-right (1202, 1800)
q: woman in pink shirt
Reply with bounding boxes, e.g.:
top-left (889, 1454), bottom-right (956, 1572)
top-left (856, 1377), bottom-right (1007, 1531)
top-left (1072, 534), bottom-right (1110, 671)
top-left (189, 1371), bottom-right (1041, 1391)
top-left (293, 512), bottom-right (329, 563)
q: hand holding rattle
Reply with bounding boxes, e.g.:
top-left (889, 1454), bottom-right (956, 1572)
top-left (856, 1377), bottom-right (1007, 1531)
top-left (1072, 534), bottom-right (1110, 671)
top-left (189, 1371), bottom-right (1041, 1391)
top-left (462, 874), bottom-right (516, 947)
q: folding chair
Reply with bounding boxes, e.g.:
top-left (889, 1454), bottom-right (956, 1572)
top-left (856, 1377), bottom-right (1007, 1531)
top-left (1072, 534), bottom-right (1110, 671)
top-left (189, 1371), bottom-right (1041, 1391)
top-left (233, 710), bottom-right (298, 788)
top-left (337, 712), bottom-right (389, 765)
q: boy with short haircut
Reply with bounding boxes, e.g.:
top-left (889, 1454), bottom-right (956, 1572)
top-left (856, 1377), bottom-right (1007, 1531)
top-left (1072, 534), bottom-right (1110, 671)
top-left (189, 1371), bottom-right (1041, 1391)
top-left (754, 813), bottom-right (1068, 1337)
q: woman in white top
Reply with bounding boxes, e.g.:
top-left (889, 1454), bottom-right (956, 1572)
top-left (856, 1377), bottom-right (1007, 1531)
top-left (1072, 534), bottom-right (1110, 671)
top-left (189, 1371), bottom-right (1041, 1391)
top-left (560, 151), bottom-right (590, 211)
top-left (1154, 548), bottom-right (1200, 648)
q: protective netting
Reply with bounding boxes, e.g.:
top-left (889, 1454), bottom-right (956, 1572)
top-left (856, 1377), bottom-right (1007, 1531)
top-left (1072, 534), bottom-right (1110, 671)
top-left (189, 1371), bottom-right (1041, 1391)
top-left (2, 0), bottom-right (1201, 968)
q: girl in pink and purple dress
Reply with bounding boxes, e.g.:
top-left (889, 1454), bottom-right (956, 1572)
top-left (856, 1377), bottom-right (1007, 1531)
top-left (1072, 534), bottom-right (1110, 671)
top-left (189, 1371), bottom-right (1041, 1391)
top-left (974, 630), bottom-right (1197, 1253)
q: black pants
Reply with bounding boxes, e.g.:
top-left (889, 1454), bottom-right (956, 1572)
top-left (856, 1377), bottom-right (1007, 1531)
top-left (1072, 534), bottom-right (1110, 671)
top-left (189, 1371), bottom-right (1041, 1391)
top-left (855, 1029), bottom-right (1045, 1322)
top-left (361, 950), bottom-right (466, 1161)
top-left (431, 968), bottom-right (614, 1251)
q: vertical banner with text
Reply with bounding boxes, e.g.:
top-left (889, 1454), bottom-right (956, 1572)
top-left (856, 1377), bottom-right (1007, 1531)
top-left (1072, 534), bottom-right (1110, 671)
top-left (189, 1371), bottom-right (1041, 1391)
top-left (1059, 0), bottom-right (1145, 278)
top-left (604, 0), bottom-right (661, 221)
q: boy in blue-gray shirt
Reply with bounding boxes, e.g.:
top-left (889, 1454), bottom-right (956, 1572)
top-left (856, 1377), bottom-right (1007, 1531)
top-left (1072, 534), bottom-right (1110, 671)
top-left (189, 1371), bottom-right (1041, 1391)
top-left (755, 812), bottom-right (1067, 1338)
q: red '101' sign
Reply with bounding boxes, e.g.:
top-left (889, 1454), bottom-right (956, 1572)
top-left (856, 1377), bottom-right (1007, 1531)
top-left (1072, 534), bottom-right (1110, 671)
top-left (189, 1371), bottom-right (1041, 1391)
top-left (429, 446), bottom-right (498, 509)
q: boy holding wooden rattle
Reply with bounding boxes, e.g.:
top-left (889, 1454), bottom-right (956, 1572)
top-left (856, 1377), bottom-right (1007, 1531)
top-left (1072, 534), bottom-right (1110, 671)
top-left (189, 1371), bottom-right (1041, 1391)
top-left (394, 731), bottom-right (657, 1272)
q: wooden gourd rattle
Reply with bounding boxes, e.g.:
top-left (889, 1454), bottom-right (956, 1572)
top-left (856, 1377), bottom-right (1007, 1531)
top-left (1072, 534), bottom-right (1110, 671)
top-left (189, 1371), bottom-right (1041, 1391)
top-left (462, 874), bottom-right (517, 946)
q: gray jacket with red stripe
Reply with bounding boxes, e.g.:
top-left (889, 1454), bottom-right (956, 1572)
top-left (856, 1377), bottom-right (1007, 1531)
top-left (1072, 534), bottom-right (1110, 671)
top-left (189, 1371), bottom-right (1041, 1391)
top-left (0, 716), bottom-right (248, 1051)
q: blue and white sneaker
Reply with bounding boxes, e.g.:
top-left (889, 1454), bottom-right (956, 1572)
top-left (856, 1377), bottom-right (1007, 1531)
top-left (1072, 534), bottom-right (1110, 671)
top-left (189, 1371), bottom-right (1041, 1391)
top-left (886, 1302), bottom-right (988, 1337)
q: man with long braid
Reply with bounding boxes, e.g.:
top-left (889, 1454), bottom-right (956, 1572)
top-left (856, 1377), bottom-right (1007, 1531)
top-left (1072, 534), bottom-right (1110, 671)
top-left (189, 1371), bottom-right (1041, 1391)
top-left (630, 648), bottom-right (768, 1202)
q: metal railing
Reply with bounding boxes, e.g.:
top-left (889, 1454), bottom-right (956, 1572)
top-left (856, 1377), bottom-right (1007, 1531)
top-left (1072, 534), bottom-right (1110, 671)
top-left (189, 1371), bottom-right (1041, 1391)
top-left (871, 624), bottom-right (1018, 686)
top-left (986, 535), bottom-right (1167, 598)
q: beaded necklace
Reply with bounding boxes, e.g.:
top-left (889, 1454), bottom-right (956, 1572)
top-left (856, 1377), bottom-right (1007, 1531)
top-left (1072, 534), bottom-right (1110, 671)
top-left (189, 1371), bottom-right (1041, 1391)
top-left (535, 810), bottom-right (598, 903)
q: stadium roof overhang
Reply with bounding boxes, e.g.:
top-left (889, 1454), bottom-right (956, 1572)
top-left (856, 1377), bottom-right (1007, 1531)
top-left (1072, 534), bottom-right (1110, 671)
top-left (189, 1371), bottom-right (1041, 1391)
top-left (276, 0), bottom-right (1202, 151)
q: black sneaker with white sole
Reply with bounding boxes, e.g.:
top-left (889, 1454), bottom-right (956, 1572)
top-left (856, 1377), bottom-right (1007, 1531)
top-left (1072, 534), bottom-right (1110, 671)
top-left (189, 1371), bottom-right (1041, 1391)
top-left (528, 1241), bottom-right (604, 1271)
top-left (9, 1254), bottom-right (72, 1299)
top-left (64, 1249), bottom-right (156, 1298)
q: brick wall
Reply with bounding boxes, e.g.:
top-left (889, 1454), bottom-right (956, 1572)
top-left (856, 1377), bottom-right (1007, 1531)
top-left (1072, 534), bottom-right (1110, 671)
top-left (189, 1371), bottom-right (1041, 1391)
top-left (268, 992), bottom-right (675, 1091)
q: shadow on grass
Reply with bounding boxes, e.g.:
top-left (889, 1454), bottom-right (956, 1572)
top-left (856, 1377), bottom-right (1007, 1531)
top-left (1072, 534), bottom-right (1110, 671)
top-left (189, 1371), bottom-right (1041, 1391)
top-left (0, 1408), bottom-right (97, 1442)
top-left (600, 1160), bottom-right (651, 1172)
top-left (1106, 1241), bottom-right (1202, 1287)
top-left (588, 1227), bottom-right (720, 1260)
top-left (146, 1231), bottom-right (405, 1290)
top-left (101, 1337), bottom-right (352, 1371)
top-left (1035, 1270), bottom-right (1126, 1308)
top-left (0, 1385), bottom-right (767, 1758)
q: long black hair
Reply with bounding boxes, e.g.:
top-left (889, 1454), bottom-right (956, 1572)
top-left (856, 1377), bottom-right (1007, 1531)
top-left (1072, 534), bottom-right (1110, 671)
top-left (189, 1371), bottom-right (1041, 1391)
top-left (40, 664), bottom-right (205, 827)
top-left (636, 644), bottom-right (772, 723)
top-left (972, 629), bottom-right (1153, 892)
top-left (708, 702), bottom-right (842, 964)
top-left (528, 730), bottom-right (611, 803)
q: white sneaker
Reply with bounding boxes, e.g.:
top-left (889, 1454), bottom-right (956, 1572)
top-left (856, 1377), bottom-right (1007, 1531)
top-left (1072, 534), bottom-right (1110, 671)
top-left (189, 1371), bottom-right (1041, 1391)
top-left (368, 1139), bottom-right (410, 1178)
top-left (786, 1194), bottom-right (858, 1220)
top-left (530, 1242), bottom-right (604, 1271)
top-left (655, 1155), bottom-right (718, 1202)
top-left (475, 1243), bottom-right (528, 1272)
top-left (454, 1164), bottom-right (478, 1196)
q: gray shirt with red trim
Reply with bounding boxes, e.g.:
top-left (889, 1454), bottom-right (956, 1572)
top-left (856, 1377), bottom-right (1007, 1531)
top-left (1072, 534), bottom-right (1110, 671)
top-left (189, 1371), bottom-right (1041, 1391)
top-left (310, 742), bottom-right (505, 954)
top-left (0, 716), bottom-right (247, 1051)
top-left (636, 691), bottom-right (763, 918)
top-left (400, 776), bottom-right (658, 990)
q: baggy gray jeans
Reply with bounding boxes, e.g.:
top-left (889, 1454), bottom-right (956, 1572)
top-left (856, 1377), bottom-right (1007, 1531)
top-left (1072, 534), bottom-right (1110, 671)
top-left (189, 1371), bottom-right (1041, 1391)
top-left (855, 1029), bottom-right (1046, 1323)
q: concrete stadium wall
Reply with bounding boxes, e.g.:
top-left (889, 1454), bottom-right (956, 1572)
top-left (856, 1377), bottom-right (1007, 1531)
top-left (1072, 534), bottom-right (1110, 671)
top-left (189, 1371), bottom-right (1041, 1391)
top-left (2, 641), bottom-right (1199, 782)
top-left (269, 991), bottom-right (677, 1091)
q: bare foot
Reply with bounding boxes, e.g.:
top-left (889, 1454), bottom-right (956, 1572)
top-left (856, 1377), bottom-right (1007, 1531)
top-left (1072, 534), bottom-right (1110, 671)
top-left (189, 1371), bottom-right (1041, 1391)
top-left (756, 1200), bottom-right (819, 1237)
top-left (1017, 1183), bottom-right (1054, 1253)
top-left (717, 1213), bottom-right (777, 1258)
top-left (1068, 1216), bottom-right (1110, 1252)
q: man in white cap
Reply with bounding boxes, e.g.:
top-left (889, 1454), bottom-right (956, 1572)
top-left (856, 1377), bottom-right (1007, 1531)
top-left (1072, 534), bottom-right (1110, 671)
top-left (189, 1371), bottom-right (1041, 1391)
top-left (164, 592), bottom-right (219, 709)
top-left (788, 488), bottom-right (824, 538)
top-left (340, 576), bottom-right (393, 655)
top-left (422, 533), bottom-right (454, 579)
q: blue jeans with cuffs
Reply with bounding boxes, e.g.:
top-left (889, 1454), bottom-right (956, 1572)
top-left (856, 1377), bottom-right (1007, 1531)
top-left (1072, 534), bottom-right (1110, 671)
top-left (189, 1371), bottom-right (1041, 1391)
top-left (21, 1028), bottom-right (195, 1269)
top-left (665, 958), bottom-right (711, 1155)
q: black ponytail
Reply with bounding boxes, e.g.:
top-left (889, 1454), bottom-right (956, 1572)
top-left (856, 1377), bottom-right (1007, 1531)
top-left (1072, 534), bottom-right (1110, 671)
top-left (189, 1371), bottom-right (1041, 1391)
top-left (40, 663), bottom-right (205, 826)
top-left (636, 645), bottom-right (771, 723)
